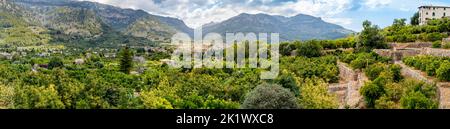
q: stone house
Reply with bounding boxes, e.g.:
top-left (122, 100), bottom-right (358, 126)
top-left (419, 5), bottom-right (450, 25)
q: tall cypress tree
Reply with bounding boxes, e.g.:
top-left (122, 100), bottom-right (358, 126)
top-left (119, 47), bottom-right (133, 74)
top-left (411, 12), bottom-right (420, 26)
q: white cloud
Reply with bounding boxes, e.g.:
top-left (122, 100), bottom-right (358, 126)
top-left (323, 17), bottom-right (353, 26)
top-left (363, 0), bottom-right (392, 9)
top-left (80, 0), bottom-right (358, 28)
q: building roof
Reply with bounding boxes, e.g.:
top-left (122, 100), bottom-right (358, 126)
top-left (419, 5), bottom-right (450, 8)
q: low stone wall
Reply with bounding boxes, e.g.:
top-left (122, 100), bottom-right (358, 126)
top-left (374, 49), bottom-right (422, 61)
top-left (396, 61), bottom-right (450, 109)
top-left (389, 42), bottom-right (432, 48)
top-left (329, 62), bottom-right (367, 109)
top-left (443, 38), bottom-right (450, 42)
top-left (373, 49), bottom-right (392, 57)
top-left (337, 62), bottom-right (358, 82)
top-left (375, 47), bottom-right (450, 61)
top-left (422, 48), bottom-right (450, 57)
top-left (395, 61), bottom-right (435, 84)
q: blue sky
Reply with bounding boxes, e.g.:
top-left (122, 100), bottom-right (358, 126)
top-left (81, 0), bottom-right (450, 31)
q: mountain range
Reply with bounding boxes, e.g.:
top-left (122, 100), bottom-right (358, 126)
top-left (1, 0), bottom-right (354, 47)
top-left (202, 13), bottom-right (354, 41)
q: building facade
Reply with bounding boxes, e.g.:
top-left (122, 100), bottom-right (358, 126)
top-left (419, 6), bottom-right (450, 25)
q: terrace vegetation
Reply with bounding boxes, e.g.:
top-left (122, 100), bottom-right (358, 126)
top-left (1, 5), bottom-right (450, 109)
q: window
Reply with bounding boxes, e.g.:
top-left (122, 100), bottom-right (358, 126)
top-left (433, 12), bottom-right (435, 16)
top-left (426, 12), bottom-right (429, 15)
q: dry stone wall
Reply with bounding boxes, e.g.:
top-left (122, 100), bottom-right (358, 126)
top-left (329, 62), bottom-right (367, 109)
top-left (422, 48), bottom-right (450, 57)
top-left (389, 42), bottom-right (432, 48)
top-left (395, 61), bottom-right (450, 109)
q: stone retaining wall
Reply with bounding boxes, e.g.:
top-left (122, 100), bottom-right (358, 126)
top-left (422, 48), bottom-right (450, 57)
top-left (389, 42), bottom-right (432, 48)
top-left (337, 62), bottom-right (358, 82)
top-left (329, 62), bottom-right (367, 109)
top-left (395, 61), bottom-right (450, 109)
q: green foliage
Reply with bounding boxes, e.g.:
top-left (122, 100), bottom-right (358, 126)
top-left (375, 95), bottom-right (399, 109)
top-left (432, 41), bottom-right (442, 48)
top-left (140, 90), bottom-right (173, 109)
top-left (410, 12), bottom-right (419, 26)
top-left (403, 56), bottom-right (450, 80)
top-left (356, 20), bottom-right (387, 52)
top-left (360, 82), bottom-right (384, 108)
top-left (14, 84), bottom-right (65, 109)
top-left (389, 64), bottom-right (403, 82)
top-left (241, 83), bottom-right (298, 109)
top-left (436, 61), bottom-right (450, 81)
top-left (443, 41), bottom-right (450, 49)
top-left (0, 12), bottom-right (51, 47)
top-left (0, 84), bottom-right (14, 109)
top-left (362, 75), bottom-right (438, 109)
top-left (392, 18), bottom-right (406, 29)
top-left (275, 72), bottom-right (299, 96)
top-left (279, 42), bottom-right (296, 56)
top-left (119, 47), bottom-right (133, 74)
top-left (384, 18), bottom-right (450, 43)
top-left (400, 91), bottom-right (438, 109)
top-left (281, 56), bottom-right (339, 83)
top-left (296, 40), bottom-right (323, 58)
top-left (341, 52), bottom-right (390, 69)
top-left (365, 63), bottom-right (386, 80)
top-left (48, 57), bottom-right (64, 70)
top-left (297, 79), bottom-right (339, 109)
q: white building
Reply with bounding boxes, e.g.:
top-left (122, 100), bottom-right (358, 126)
top-left (419, 5), bottom-right (450, 25)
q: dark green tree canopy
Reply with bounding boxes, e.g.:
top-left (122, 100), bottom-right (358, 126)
top-left (241, 83), bottom-right (298, 109)
top-left (119, 47), bottom-right (133, 74)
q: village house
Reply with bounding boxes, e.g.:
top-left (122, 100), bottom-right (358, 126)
top-left (133, 56), bottom-right (146, 64)
top-left (419, 5), bottom-right (450, 25)
top-left (0, 52), bottom-right (12, 60)
top-left (74, 59), bottom-right (85, 65)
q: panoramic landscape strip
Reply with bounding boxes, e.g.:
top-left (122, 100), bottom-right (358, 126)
top-left (0, 0), bottom-right (450, 110)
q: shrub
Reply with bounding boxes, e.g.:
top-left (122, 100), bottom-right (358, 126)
top-left (275, 73), bottom-right (300, 96)
top-left (426, 32), bottom-right (447, 42)
top-left (297, 79), bottom-right (339, 109)
top-left (400, 91), bottom-right (438, 109)
top-left (241, 83), bottom-right (298, 109)
top-left (360, 82), bottom-right (384, 108)
top-left (389, 64), bottom-right (403, 82)
top-left (48, 57), bottom-right (64, 70)
top-left (297, 40), bottom-right (323, 58)
top-left (436, 61), bottom-right (450, 81)
top-left (443, 42), bottom-right (450, 49)
top-left (365, 63), bottom-right (386, 80)
top-left (426, 61), bottom-right (440, 76)
top-left (432, 41), bottom-right (442, 48)
top-left (375, 95), bottom-right (398, 109)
